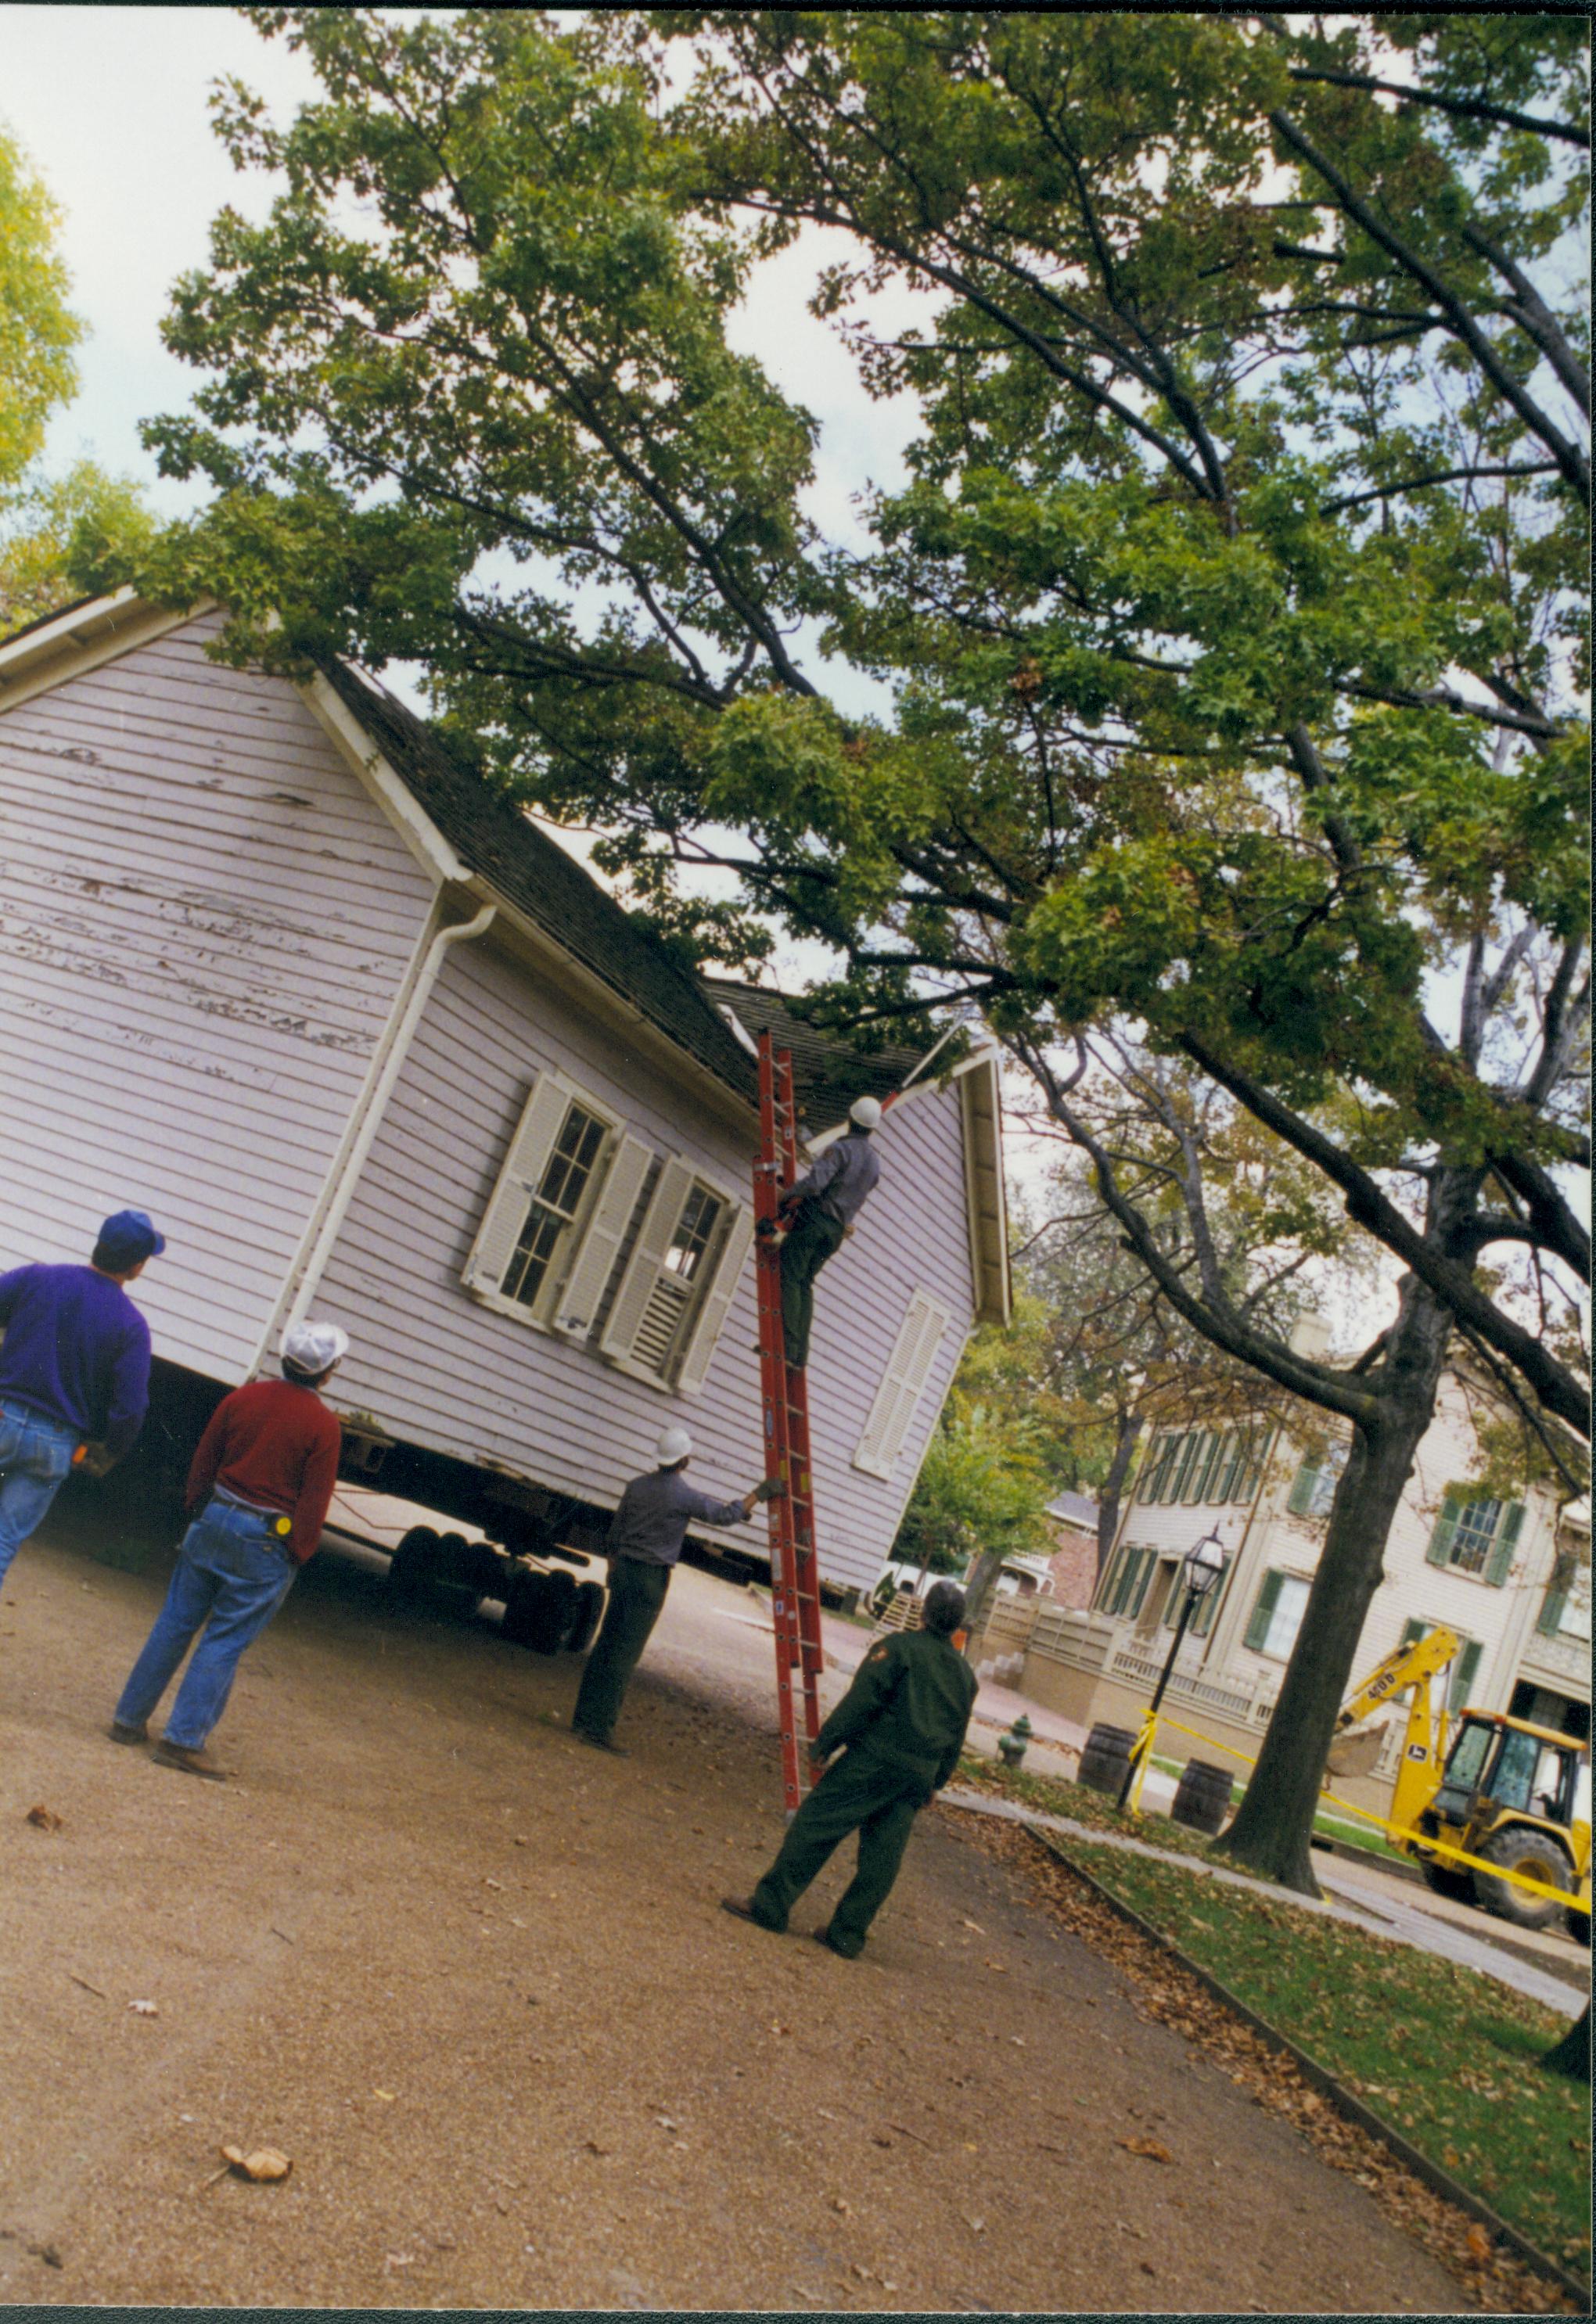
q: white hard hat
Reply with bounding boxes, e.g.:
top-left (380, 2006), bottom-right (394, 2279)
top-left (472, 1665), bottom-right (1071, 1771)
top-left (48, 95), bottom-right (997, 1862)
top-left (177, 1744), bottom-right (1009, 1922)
top-left (656, 1426), bottom-right (693, 1464)
top-left (282, 1320), bottom-right (349, 1374)
top-left (850, 1095), bottom-right (882, 1130)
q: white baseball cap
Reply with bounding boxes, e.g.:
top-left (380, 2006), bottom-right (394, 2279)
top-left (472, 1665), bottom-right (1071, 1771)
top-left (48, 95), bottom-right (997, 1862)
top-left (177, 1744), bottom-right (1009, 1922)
top-left (656, 1426), bottom-right (693, 1464)
top-left (282, 1320), bottom-right (350, 1374)
top-left (850, 1095), bottom-right (882, 1130)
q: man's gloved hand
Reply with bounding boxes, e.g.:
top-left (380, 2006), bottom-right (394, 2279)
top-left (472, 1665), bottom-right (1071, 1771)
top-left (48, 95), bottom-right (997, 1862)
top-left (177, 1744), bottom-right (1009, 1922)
top-left (751, 1477), bottom-right (787, 1503)
top-left (807, 1738), bottom-right (830, 1763)
top-left (75, 1441), bottom-right (117, 1480)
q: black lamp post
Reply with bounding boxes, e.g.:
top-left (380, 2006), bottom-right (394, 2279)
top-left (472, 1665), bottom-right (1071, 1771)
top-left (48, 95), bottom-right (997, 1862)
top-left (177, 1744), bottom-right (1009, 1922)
top-left (1118, 1529), bottom-right (1228, 1809)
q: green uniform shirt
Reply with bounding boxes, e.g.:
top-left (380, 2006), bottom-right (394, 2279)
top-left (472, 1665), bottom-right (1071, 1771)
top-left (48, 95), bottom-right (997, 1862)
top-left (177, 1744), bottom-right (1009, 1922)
top-left (816, 1627), bottom-right (979, 1794)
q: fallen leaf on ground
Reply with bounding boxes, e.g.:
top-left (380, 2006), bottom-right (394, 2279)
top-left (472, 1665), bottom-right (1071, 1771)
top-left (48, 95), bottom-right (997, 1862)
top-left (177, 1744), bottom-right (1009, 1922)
top-left (1466, 2225), bottom-right (1492, 2262)
top-left (25, 1805), bottom-right (62, 1831)
top-left (581, 2139), bottom-right (613, 2157)
top-left (372, 2089), bottom-right (397, 2102)
top-left (1117, 2136), bottom-right (1174, 2164)
top-left (128, 1999), bottom-right (159, 2017)
top-left (221, 2145), bottom-right (292, 2182)
top-left (961, 1918), bottom-right (986, 1933)
top-left (983, 1958), bottom-right (1008, 1973)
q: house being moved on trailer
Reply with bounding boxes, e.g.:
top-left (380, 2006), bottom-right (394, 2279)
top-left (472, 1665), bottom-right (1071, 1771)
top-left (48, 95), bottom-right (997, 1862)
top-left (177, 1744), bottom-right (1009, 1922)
top-left (0, 591), bottom-right (1008, 1597)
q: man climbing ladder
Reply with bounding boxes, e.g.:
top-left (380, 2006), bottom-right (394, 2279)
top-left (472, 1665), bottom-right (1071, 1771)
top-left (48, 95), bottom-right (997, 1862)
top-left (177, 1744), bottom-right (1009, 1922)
top-left (775, 1094), bottom-right (882, 1370)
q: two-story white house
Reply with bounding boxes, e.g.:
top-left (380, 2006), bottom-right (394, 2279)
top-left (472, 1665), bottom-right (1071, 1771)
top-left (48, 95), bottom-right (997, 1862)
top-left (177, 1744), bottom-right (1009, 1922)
top-left (983, 1360), bottom-right (1587, 1810)
top-left (0, 591), bottom-right (1009, 1597)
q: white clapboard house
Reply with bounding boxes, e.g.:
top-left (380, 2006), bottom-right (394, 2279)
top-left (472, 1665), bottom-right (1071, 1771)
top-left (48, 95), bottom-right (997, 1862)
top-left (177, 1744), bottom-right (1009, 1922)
top-left (0, 592), bottom-right (1008, 1593)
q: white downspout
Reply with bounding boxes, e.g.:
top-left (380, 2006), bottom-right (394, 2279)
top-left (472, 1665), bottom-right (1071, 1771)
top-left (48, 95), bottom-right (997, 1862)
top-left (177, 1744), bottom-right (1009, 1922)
top-left (272, 902), bottom-right (498, 1350)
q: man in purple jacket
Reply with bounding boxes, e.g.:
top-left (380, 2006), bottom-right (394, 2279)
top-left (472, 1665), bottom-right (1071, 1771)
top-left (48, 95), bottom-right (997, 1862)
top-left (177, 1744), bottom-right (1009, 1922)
top-left (0, 1208), bottom-right (163, 1589)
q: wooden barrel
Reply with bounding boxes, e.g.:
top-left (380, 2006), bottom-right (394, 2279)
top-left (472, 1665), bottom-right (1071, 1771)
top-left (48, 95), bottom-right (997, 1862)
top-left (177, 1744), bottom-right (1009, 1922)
top-left (1172, 1758), bottom-right (1235, 1835)
top-left (1078, 1723), bottom-right (1137, 1798)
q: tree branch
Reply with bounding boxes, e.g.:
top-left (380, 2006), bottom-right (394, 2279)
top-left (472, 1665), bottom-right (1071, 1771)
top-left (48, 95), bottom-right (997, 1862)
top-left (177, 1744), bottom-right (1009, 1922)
top-left (1285, 64), bottom-right (1591, 150)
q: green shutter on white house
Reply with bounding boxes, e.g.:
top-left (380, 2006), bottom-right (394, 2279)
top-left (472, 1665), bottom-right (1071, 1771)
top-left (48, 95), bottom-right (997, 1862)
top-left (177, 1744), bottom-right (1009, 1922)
top-left (1243, 1570), bottom-right (1283, 1651)
top-left (1425, 1489), bottom-right (1463, 1568)
top-left (1485, 1501), bottom-right (1525, 1588)
top-left (1126, 1549), bottom-right (1155, 1618)
top-left (1286, 1458), bottom-right (1322, 1516)
top-left (1185, 1431), bottom-right (1220, 1504)
top-left (1236, 1426), bottom-right (1272, 1502)
top-left (1447, 1639), bottom-right (1483, 1712)
top-left (1537, 1586), bottom-right (1569, 1636)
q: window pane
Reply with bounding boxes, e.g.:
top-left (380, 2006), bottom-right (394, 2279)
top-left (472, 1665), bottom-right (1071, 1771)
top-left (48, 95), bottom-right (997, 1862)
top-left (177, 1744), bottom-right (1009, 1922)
top-left (1490, 1726), bottom-right (1541, 1812)
top-left (1262, 1575), bottom-right (1310, 1659)
top-left (1443, 1719), bottom-right (1494, 1793)
top-left (664, 1184), bottom-right (724, 1283)
top-left (1447, 1499), bottom-right (1503, 1575)
top-left (1307, 1448), bottom-right (1346, 1518)
top-left (501, 1101), bottom-right (606, 1307)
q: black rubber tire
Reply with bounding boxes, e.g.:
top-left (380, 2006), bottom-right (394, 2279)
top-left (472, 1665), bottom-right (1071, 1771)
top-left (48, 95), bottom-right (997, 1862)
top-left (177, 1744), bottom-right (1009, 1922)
top-left (1471, 1826), bottom-right (1573, 1930)
top-left (528, 1567), bottom-right (578, 1654)
top-left (1567, 1909), bottom-right (1590, 1947)
top-left (387, 1525), bottom-right (442, 1600)
top-left (1420, 1857), bottom-right (1475, 1902)
top-left (501, 1567), bottom-right (551, 1648)
top-left (467, 1538), bottom-right (509, 1598)
top-left (437, 1530), bottom-right (474, 1584)
top-left (566, 1579), bottom-right (605, 1656)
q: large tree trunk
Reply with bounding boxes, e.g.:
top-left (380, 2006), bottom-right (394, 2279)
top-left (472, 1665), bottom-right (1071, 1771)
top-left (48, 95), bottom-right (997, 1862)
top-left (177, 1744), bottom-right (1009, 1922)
top-left (1542, 2002), bottom-right (1590, 2082)
top-left (1095, 1410), bottom-right (1144, 1582)
top-left (1213, 1273), bottom-right (1454, 1896)
top-left (960, 1549), bottom-right (1006, 1639)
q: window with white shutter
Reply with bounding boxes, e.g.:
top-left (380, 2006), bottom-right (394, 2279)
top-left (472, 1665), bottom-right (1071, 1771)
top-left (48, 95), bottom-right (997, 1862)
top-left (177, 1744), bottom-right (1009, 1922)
top-left (459, 1069), bottom-right (627, 1329)
top-left (853, 1290), bottom-right (951, 1481)
top-left (549, 1132), bottom-right (652, 1342)
top-left (599, 1155), bottom-right (750, 1388)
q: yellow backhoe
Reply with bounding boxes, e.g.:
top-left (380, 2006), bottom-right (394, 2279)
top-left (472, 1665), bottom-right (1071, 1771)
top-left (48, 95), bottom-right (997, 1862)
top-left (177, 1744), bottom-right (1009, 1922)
top-left (1331, 1627), bottom-right (1591, 1941)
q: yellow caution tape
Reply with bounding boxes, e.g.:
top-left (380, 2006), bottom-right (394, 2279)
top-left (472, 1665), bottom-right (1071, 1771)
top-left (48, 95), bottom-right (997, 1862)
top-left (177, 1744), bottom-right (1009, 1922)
top-left (1120, 1710), bottom-right (1588, 1913)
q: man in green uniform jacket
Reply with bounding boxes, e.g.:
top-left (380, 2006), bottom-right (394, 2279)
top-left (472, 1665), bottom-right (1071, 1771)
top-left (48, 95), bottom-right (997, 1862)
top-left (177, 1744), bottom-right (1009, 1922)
top-left (723, 1579), bottom-right (978, 1958)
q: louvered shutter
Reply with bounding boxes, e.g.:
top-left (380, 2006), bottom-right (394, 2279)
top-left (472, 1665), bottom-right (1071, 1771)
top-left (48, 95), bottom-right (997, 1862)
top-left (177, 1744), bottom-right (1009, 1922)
top-left (1243, 1570), bottom-right (1283, 1651)
top-left (1237, 1426), bottom-right (1271, 1501)
top-left (1287, 1458), bottom-right (1322, 1517)
top-left (1485, 1501), bottom-right (1524, 1587)
top-left (1186, 1431), bottom-right (1220, 1503)
top-left (1537, 1586), bottom-right (1569, 1636)
top-left (1125, 1550), bottom-right (1155, 1618)
top-left (677, 1204), bottom-right (756, 1397)
top-left (854, 1291), bottom-right (950, 1481)
top-left (461, 1073), bottom-right (573, 1297)
top-left (550, 1133), bottom-right (652, 1342)
top-left (1446, 1639), bottom-right (1483, 1712)
top-left (1425, 1489), bottom-right (1462, 1568)
top-left (599, 1154), bottom-right (696, 1368)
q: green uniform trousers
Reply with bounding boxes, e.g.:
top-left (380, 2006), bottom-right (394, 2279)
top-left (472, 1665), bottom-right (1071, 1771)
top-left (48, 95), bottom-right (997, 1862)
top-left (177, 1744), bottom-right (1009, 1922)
top-left (571, 1556), bottom-right (670, 1744)
top-left (778, 1205), bottom-right (846, 1369)
top-left (749, 1746), bottom-right (925, 1957)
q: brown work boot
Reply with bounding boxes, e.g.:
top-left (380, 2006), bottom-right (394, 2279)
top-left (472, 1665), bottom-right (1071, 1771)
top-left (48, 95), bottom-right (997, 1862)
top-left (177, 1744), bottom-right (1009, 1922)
top-left (152, 1739), bottom-right (228, 1783)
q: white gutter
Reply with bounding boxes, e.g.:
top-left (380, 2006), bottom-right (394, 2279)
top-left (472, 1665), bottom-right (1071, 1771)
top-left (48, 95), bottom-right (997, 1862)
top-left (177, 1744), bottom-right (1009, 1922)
top-left (253, 902), bottom-right (498, 1367)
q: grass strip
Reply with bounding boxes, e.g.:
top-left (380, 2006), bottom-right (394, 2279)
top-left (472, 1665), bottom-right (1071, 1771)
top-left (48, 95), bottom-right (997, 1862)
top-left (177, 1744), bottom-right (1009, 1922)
top-left (1054, 1830), bottom-right (1591, 2288)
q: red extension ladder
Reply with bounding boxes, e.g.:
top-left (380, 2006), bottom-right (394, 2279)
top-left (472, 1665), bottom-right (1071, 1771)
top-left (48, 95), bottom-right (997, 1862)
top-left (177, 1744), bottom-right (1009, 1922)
top-left (753, 1032), bottom-right (825, 1812)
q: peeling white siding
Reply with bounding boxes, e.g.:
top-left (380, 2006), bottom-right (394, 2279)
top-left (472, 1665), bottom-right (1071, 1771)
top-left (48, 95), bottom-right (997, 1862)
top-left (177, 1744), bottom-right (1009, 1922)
top-left (315, 936), bottom-right (976, 1589)
top-left (0, 614), bottom-right (437, 1375)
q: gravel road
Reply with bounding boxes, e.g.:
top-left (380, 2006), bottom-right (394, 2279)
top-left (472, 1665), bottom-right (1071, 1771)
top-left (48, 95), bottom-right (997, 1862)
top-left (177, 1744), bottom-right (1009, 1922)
top-left (1, 1519), bottom-right (1465, 2311)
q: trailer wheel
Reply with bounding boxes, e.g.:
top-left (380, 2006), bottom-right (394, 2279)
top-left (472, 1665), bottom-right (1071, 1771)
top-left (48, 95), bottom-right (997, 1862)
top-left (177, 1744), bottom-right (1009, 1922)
top-left (566, 1579), bottom-right (605, 1656)
top-left (388, 1525), bottom-right (442, 1600)
top-left (467, 1538), bottom-right (509, 1599)
top-left (1567, 1908), bottom-right (1590, 1947)
top-left (1472, 1826), bottom-right (1572, 1930)
top-left (501, 1568), bottom-right (551, 1647)
top-left (528, 1568), bottom-right (578, 1654)
top-left (1419, 1857), bottom-right (1474, 1902)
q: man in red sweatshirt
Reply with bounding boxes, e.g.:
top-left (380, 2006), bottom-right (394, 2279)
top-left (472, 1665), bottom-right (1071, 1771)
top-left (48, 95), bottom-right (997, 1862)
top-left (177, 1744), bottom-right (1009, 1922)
top-left (110, 1320), bottom-right (347, 1780)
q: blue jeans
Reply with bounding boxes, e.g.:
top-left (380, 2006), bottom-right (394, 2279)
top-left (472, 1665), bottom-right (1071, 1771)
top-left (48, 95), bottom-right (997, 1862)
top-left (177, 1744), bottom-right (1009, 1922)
top-left (115, 1496), bottom-right (298, 1748)
top-left (0, 1399), bottom-right (79, 1587)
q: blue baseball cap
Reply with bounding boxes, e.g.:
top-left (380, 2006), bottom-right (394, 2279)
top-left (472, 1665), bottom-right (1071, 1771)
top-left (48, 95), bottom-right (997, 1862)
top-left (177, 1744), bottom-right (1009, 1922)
top-left (96, 1209), bottom-right (167, 1268)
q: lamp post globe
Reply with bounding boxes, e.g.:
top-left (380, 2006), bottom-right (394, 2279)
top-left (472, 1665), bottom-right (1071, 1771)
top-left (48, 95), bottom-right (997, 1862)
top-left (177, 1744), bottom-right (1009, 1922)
top-left (1182, 1530), bottom-right (1227, 1601)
